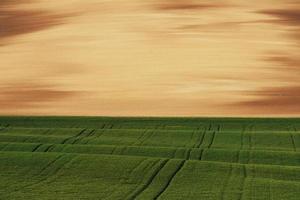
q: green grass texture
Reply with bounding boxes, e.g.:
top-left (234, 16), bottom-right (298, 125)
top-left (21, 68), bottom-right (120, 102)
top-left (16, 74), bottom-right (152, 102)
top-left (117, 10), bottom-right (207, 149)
top-left (0, 117), bottom-right (299, 199)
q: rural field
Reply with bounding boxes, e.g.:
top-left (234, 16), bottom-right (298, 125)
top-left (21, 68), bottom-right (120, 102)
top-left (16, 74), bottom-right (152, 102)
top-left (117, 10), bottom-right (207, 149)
top-left (0, 117), bottom-right (299, 199)
top-left (1, 1), bottom-right (300, 199)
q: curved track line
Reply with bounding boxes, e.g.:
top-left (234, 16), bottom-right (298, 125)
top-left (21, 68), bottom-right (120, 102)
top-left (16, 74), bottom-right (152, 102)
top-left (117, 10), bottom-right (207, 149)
top-left (153, 160), bottom-right (186, 200)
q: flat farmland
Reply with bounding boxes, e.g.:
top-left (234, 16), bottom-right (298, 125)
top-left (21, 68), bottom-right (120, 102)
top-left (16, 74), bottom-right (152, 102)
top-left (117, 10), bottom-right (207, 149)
top-left (0, 117), bottom-right (299, 199)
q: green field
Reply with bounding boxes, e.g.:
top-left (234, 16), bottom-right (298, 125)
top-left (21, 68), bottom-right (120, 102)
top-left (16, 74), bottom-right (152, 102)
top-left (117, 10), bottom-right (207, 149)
top-left (0, 117), bottom-right (299, 199)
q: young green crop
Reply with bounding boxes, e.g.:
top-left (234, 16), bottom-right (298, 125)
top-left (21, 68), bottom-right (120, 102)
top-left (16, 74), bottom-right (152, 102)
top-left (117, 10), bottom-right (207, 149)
top-left (0, 117), bottom-right (299, 199)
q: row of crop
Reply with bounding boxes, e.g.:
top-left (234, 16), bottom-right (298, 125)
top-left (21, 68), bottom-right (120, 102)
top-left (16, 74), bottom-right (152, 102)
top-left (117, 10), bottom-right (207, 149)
top-left (0, 128), bottom-right (298, 151)
top-left (0, 151), bottom-right (300, 199)
top-left (0, 142), bottom-right (299, 167)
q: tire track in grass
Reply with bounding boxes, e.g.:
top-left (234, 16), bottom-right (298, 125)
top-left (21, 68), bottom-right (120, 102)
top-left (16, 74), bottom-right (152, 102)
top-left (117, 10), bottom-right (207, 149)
top-left (192, 127), bottom-right (200, 148)
top-left (0, 142), bottom-right (9, 151)
top-left (185, 149), bottom-right (192, 160)
top-left (289, 125), bottom-right (297, 152)
top-left (195, 127), bottom-right (207, 149)
top-left (73, 129), bottom-right (96, 144)
top-left (268, 179), bottom-right (274, 200)
top-left (207, 125), bottom-right (220, 149)
top-left (152, 160), bottom-right (186, 200)
top-left (134, 130), bottom-right (150, 146)
top-left (208, 123), bottom-right (213, 131)
top-left (293, 125), bottom-right (298, 152)
top-left (248, 125), bottom-right (252, 151)
top-left (61, 129), bottom-right (87, 144)
top-left (290, 134), bottom-right (296, 152)
top-left (42, 156), bottom-right (76, 185)
top-left (4, 141), bottom-right (300, 166)
top-left (103, 159), bottom-right (149, 200)
top-left (31, 143), bottom-right (43, 152)
top-left (237, 165), bottom-right (247, 200)
top-left (245, 124), bottom-right (254, 164)
top-left (236, 150), bottom-right (240, 164)
top-left (220, 163), bottom-right (233, 200)
top-left (249, 124), bottom-right (254, 151)
top-left (71, 129), bottom-right (90, 144)
top-left (133, 129), bottom-right (148, 146)
top-left (121, 145), bottom-right (128, 155)
top-left (238, 124), bottom-right (247, 163)
top-left (110, 145), bottom-right (118, 155)
top-left (172, 148), bottom-right (177, 159)
top-left (243, 164), bottom-right (255, 200)
top-left (32, 156), bottom-right (74, 188)
top-left (293, 125), bottom-right (298, 132)
top-left (208, 124), bottom-right (219, 149)
top-left (114, 145), bottom-right (127, 156)
top-left (39, 155), bottom-right (65, 174)
top-left (127, 159), bottom-right (169, 200)
top-left (0, 124), bottom-right (10, 132)
top-left (251, 165), bottom-right (257, 200)
top-left (208, 131), bottom-right (216, 149)
top-left (22, 134), bottom-right (31, 144)
top-left (124, 160), bottom-right (161, 199)
top-left (127, 158), bottom-right (148, 178)
top-left (98, 123), bottom-right (106, 129)
top-left (93, 129), bottom-right (106, 141)
top-left (241, 124), bottom-right (246, 150)
top-left (87, 129), bottom-right (96, 137)
top-left (82, 129), bottom-right (97, 144)
top-left (198, 149), bottom-right (204, 161)
top-left (139, 130), bottom-right (155, 146)
top-left (187, 130), bottom-right (196, 148)
top-left (21, 155), bottom-right (76, 194)
top-left (44, 144), bottom-right (54, 152)
top-left (109, 124), bottom-right (114, 129)
top-left (7, 154), bottom-right (65, 194)
top-left (41, 129), bottom-right (51, 136)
